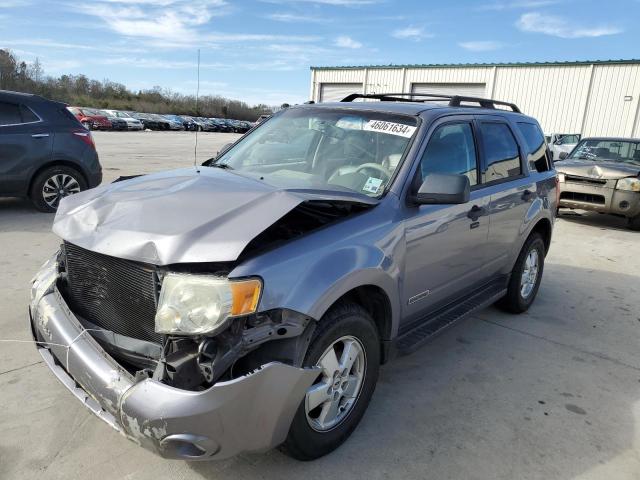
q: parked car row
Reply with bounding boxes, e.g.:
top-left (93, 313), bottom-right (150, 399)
top-left (66, 106), bottom-right (254, 133)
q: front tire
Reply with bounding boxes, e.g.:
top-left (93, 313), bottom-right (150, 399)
top-left (280, 302), bottom-right (380, 461)
top-left (496, 232), bottom-right (545, 313)
top-left (628, 215), bottom-right (640, 231)
top-left (30, 165), bottom-right (87, 212)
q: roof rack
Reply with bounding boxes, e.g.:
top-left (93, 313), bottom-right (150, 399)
top-left (340, 92), bottom-right (521, 113)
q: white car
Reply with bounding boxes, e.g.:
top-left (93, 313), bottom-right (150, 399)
top-left (545, 133), bottom-right (581, 160)
top-left (102, 110), bottom-right (144, 131)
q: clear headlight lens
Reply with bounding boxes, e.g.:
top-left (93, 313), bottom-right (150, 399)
top-left (154, 273), bottom-right (262, 335)
top-left (557, 172), bottom-right (565, 183)
top-left (616, 177), bottom-right (640, 192)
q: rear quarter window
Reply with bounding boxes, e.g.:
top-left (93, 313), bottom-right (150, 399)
top-left (20, 105), bottom-right (39, 123)
top-left (516, 122), bottom-right (551, 172)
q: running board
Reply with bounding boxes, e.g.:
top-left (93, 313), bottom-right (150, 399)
top-left (397, 281), bottom-right (507, 355)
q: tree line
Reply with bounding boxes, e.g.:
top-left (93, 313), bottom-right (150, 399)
top-left (0, 49), bottom-right (273, 121)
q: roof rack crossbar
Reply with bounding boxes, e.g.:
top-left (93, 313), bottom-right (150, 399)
top-left (340, 92), bottom-right (521, 113)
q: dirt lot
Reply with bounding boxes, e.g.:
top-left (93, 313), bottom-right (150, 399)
top-left (1, 131), bottom-right (639, 480)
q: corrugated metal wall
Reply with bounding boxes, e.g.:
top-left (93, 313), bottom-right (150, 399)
top-left (492, 66), bottom-right (591, 134)
top-left (311, 63), bottom-right (640, 137)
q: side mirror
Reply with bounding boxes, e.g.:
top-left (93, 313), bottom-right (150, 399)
top-left (216, 142), bottom-right (234, 157)
top-left (558, 152), bottom-right (568, 160)
top-left (412, 173), bottom-right (470, 205)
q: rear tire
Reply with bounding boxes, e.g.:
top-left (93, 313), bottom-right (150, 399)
top-left (30, 165), bottom-right (87, 213)
top-left (280, 302), bottom-right (380, 461)
top-left (496, 232), bottom-right (545, 313)
top-left (628, 215), bottom-right (640, 231)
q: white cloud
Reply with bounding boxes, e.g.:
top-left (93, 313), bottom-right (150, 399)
top-left (0, 38), bottom-right (147, 54)
top-left (459, 40), bottom-right (504, 51)
top-left (481, 0), bottom-right (557, 10)
top-left (392, 26), bottom-right (431, 41)
top-left (42, 59), bottom-right (83, 73)
top-left (77, 1), bottom-right (229, 41)
top-left (516, 12), bottom-right (623, 38)
top-left (0, 0), bottom-right (31, 6)
top-left (101, 56), bottom-right (224, 69)
top-left (266, 12), bottom-right (329, 22)
top-left (78, 2), bottom-right (319, 47)
top-left (262, 0), bottom-right (378, 5)
top-left (334, 36), bottom-right (362, 49)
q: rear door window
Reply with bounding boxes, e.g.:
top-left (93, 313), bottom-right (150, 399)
top-left (517, 122), bottom-right (550, 172)
top-left (0, 101), bottom-right (23, 126)
top-left (478, 122), bottom-right (522, 183)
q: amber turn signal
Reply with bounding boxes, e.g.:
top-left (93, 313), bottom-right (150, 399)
top-left (230, 279), bottom-right (262, 316)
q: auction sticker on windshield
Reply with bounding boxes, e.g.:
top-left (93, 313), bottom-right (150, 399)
top-left (363, 177), bottom-right (384, 194)
top-left (364, 120), bottom-right (416, 138)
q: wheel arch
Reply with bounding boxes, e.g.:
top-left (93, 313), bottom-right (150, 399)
top-left (530, 217), bottom-right (553, 256)
top-left (313, 281), bottom-right (397, 365)
top-left (28, 160), bottom-right (89, 199)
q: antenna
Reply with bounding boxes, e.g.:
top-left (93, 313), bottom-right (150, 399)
top-left (194, 48), bottom-right (200, 172)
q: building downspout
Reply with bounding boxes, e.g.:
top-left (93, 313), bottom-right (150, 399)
top-left (489, 66), bottom-right (498, 99)
top-left (579, 64), bottom-right (596, 136)
top-left (401, 67), bottom-right (407, 94)
top-left (363, 68), bottom-right (369, 95)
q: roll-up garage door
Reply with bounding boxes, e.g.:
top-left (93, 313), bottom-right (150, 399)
top-left (411, 83), bottom-right (487, 98)
top-left (319, 83), bottom-right (363, 102)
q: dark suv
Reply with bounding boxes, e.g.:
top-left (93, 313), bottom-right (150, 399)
top-left (0, 90), bottom-right (102, 212)
top-left (30, 93), bottom-right (556, 461)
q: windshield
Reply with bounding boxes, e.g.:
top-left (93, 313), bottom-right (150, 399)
top-left (212, 108), bottom-right (418, 197)
top-left (568, 139), bottom-right (640, 165)
top-left (82, 108), bottom-right (100, 116)
top-left (116, 111), bottom-right (132, 119)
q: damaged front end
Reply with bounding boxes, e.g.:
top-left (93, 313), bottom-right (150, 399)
top-left (29, 251), bottom-right (320, 460)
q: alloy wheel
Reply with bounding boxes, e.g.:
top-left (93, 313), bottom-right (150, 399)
top-left (42, 174), bottom-right (81, 209)
top-left (520, 248), bottom-right (539, 299)
top-left (305, 335), bottom-right (366, 432)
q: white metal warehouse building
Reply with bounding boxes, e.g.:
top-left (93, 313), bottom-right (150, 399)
top-left (309, 60), bottom-right (640, 138)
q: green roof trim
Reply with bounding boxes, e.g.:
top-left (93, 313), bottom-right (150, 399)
top-left (310, 59), bottom-right (640, 70)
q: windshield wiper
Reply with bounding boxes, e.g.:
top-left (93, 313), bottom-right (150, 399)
top-left (208, 162), bottom-right (234, 170)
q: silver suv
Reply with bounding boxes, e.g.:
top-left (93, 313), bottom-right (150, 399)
top-left (29, 93), bottom-right (557, 461)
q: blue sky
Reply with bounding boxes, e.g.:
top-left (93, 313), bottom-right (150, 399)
top-left (0, 0), bottom-right (637, 106)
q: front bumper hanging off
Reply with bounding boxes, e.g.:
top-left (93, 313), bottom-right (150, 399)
top-left (29, 260), bottom-right (318, 460)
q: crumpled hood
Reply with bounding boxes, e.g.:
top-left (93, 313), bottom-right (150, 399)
top-left (53, 167), bottom-right (375, 265)
top-left (556, 159), bottom-right (640, 180)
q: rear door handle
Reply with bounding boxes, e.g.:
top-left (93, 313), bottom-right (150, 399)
top-left (31, 133), bottom-right (50, 138)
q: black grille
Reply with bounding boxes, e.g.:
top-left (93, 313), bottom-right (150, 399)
top-left (560, 191), bottom-right (606, 205)
top-left (63, 242), bottom-right (162, 343)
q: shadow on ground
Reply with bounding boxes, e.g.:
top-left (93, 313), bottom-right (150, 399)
top-left (558, 209), bottom-right (633, 232)
top-left (184, 264), bottom-right (640, 480)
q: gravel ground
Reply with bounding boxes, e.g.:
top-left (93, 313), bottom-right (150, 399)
top-left (0, 131), bottom-right (639, 480)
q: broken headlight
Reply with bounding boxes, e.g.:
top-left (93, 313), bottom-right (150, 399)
top-left (155, 273), bottom-right (262, 335)
top-left (616, 177), bottom-right (640, 192)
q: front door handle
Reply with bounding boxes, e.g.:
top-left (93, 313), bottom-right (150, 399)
top-left (31, 133), bottom-right (50, 138)
top-left (467, 204), bottom-right (486, 221)
top-left (522, 189), bottom-right (534, 201)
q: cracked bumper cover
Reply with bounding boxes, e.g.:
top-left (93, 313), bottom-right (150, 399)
top-left (29, 261), bottom-right (318, 460)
